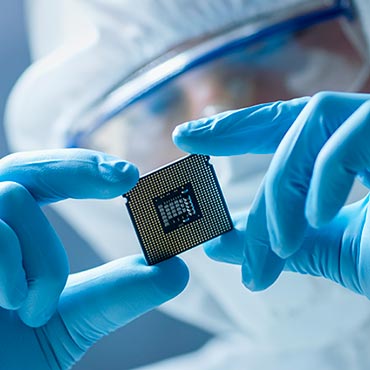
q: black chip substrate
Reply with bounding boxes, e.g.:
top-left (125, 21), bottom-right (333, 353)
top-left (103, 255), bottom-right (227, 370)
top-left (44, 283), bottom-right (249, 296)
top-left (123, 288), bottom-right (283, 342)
top-left (123, 154), bottom-right (233, 265)
top-left (153, 182), bottom-right (202, 234)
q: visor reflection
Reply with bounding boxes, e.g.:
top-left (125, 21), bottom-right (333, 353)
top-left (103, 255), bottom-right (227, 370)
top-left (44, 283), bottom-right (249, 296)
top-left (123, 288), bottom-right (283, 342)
top-left (82, 18), bottom-right (368, 173)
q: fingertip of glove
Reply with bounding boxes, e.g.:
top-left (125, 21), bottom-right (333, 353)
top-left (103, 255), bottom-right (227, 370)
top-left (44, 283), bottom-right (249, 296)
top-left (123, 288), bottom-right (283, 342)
top-left (241, 268), bottom-right (267, 292)
top-left (172, 120), bottom-right (201, 137)
top-left (172, 123), bottom-right (194, 152)
top-left (305, 202), bottom-right (335, 229)
top-left (0, 267), bottom-right (28, 310)
top-left (271, 245), bottom-right (294, 259)
top-left (98, 157), bottom-right (139, 194)
top-left (241, 264), bottom-right (279, 292)
top-left (150, 257), bottom-right (189, 299)
top-left (172, 122), bottom-right (188, 139)
top-left (114, 161), bottom-right (139, 188)
top-left (269, 230), bottom-right (300, 259)
top-left (203, 240), bottom-right (224, 261)
top-left (18, 311), bottom-right (49, 328)
top-left (0, 288), bottom-right (27, 311)
top-left (203, 229), bottom-right (245, 265)
top-left (16, 291), bottom-right (60, 328)
top-left (102, 156), bottom-right (139, 178)
top-left (172, 120), bottom-right (211, 153)
top-left (305, 208), bottom-right (322, 229)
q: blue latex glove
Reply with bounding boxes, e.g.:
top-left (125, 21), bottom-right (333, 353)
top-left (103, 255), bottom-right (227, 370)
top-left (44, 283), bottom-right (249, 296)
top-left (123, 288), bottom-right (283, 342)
top-left (0, 149), bottom-right (189, 370)
top-left (173, 91), bottom-right (370, 297)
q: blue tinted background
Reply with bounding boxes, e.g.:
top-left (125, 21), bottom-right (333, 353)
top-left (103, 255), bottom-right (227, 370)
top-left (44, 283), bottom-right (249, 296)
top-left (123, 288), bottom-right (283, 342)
top-left (0, 1), bottom-right (210, 369)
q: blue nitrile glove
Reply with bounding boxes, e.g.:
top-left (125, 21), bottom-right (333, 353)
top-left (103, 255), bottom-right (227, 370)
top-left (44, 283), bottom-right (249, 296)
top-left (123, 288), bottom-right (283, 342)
top-left (0, 149), bottom-right (189, 370)
top-left (173, 91), bottom-right (370, 297)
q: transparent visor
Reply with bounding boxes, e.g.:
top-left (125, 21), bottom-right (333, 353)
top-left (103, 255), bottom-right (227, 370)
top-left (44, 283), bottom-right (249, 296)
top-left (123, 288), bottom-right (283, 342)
top-left (73, 13), bottom-right (370, 174)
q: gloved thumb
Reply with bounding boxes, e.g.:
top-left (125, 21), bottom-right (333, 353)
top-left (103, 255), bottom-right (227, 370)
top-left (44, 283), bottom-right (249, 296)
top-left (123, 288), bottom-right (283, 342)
top-left (39, 256), bottom-right (189, 370)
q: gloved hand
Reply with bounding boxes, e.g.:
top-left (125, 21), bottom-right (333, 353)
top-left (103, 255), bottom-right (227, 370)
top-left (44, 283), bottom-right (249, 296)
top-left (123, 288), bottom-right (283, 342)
top-left (0, 149), bottom-right (189, 370)
top-left (173, 91), bottom-right (370, 298)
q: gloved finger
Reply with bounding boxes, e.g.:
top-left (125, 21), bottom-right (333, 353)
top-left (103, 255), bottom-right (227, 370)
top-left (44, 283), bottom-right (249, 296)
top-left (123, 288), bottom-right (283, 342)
top-left (242, 183), bottom-right (285, 291)
top-left (205, 184), bottom-right (285, 291)
top-left (264, 92), bottom-right (369, 258)
top-left (172, 97), bottom-right (309, 155)
top-left (306, 100), bottom-right (370, 227)
top-left (285, 199), bottom-right (366, 297)
top-left (0, 219), bottom-right (28, 310)
top-left (40, 255), bottom-right (189, 370)
top-left (0, 149), bottom-right (139, 205)
top-left (0, 181), bottom-right (68, 328)
top-left (203, 214), bottom-right (247, 264)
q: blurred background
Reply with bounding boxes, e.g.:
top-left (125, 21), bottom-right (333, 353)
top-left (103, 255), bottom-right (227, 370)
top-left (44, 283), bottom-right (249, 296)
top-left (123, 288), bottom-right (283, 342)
top-left (0, 1), bottom-right (210, 369)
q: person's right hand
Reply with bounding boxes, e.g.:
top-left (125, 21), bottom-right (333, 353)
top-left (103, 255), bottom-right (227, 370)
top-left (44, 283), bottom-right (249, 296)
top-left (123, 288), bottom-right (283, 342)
top-left (0, 149), bottom-right (189, 370)
top-left (173, 91), bottom-right (370, 298)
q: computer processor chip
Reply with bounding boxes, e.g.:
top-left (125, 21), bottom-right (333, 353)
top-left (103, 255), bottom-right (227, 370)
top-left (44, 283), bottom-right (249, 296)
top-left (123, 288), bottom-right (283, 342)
top-left (123, 154), bottom-right (233, 265)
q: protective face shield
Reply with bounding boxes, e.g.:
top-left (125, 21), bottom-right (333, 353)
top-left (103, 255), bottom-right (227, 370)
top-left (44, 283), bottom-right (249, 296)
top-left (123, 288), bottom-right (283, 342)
top-left (67, 2), bottom-right (370, 174)
top-left (6, 0), bottom-right (370, 369)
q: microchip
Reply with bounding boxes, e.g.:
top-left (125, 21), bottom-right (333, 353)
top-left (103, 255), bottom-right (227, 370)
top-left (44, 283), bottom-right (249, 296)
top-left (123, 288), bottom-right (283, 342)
top-left (123, 154), bottom-right (233, 265)
top-left (153, 182), bottom-right (203, 234)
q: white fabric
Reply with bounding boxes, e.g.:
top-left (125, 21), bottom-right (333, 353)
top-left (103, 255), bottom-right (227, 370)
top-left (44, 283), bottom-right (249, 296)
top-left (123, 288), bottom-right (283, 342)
top-left (354, 0), bottom-right (370, 54)
top-left (5, 1), bottom-right (370, 369)
top-left (130, 322), bottom-right (370, 370)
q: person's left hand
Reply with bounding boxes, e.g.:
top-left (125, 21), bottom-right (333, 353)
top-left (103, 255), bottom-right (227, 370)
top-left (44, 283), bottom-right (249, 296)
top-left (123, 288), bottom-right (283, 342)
top-left (0, 149), bottom-right (189, 370)
top-left (173, 91), bottom-right (370, 298)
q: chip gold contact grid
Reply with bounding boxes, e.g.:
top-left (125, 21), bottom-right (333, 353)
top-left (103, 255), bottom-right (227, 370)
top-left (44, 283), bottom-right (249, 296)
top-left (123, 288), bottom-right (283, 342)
top-left (123, 154), bottom-right (233, 265)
